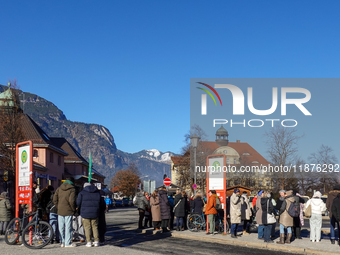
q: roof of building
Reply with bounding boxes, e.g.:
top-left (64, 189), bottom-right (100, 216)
top-left (50, 137), bottom-right (106, 179)
top-left (20, 114), bottom-right (68, 156)
top-left (171, 140), bottom-right (270, 166)
top-left (50, 137), bottom-right (88, 164)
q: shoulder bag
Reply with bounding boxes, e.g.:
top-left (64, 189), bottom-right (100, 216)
top-left (267, 199), bottom-right (276, 224)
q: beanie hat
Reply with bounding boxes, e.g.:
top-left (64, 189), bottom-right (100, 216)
top-left (234, 189), bottom-right (240, 193)
top-left (334, 185), bottom-right (340, 191)
top-left (258, 190), bottom-right (263, 196)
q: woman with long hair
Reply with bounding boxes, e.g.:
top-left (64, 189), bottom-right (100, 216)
top-left (150, 190), bottom-right (161, 230)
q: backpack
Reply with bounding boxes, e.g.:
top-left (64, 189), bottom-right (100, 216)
top-left (215, 196), bottom-right (222, 210)
top-left (287, 201), bottom-right (299, 217)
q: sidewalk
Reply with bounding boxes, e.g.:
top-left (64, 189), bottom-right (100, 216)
top-left (140, 227), bottom-right (340, 255)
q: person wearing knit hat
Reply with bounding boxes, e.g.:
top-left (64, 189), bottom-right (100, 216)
top-left (326, 185), bottom-right (340, 244)
top-left (0, 191), bottom-right (12, 235)
top-left (305, 191), bottom-right (326, 242)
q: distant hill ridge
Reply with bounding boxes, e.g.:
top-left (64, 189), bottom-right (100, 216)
top-left (0, 85), bottom-right (174, 185)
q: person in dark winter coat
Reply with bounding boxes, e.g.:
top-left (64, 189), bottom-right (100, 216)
top-left (158, 187), bottom-right (171, 232)
top-left (174, 190), bottom-right (187, 231)
top-left (326, 185), bottom-right (340, 244)
top-left (76, 182), bottom-right (101, 247)
top-left (261, 193), bottom-right (275, 243)
top-left (53, 177), bottom-right (77, 248)
top-left (134, 191), bottom-right (148, 229)
top-left (98, 192), bottom-right (107, 245)
top-left (168, 193), bottom-right (175, 230)
top-left (193, 192), bottom-right (204, 215)
top-left (331, 193), bottom-right (340, 246)
top-left (292, 190), bottom-right (305, 240)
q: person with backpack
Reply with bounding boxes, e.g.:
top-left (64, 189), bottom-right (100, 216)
top-left (305, 191), bottom-right (326, 242)
top-left (277, 190), bottom-right (295, 244)
top-left (173, 190), bottom-right (187, 231)
top-left (292, 190), bottom-right (305, 240)
top-left (230, 189), bottom-right (244, 238)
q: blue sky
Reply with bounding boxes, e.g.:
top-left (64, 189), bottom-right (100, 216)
top-left (0, 1), bottom-right (339, 160)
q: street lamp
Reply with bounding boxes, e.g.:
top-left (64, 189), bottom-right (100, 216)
top-left (190, 134), bottom-right (200, 196)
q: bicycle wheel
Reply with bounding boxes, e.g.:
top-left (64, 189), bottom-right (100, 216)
top-left (22, 221), bottom-right (53, 249)
top-left (187, 214), bottom-right (204, 232)
top-left (5, 217), bottom-right (22, 245)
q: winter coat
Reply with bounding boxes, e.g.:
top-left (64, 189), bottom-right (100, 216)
top-left (53, 181), bottom-right (76, 216)
top-left (275, 196), bottom-right (285, 211)
top-left (193, 197), bottom-right (204, 215)
top-left (205, 195), bottom-right (217, 215)
top-left (331, 193), bottom-right (340, 222)
top-left (230, 193), bottom-right (243, 224)
top-left (0, 197), bottom-right (12, 221)
top-left (279, 191), bottom-right (295, 227)
top-left (98, 196), bottom-right (107, 242)
top-left (76, 185), bottom-right (101, 219)
top-left (158, 190), bottom-right (171, 220)
top-left (305, 198), bottom-right (326, 215)
top-left (135, 193), bottom-right (148, 211)
top-left (255, 195), bottom-right (263, 225)
top-left (174, 194), bottom-right (187, 218)
top-left (326, 190), bottom-right (340, 218)
top-left (241, 194), bottom-right (252, 220)
top-left (150, 196), bottom-right (161, 222)
top-left (260, 197), bottom-right (275, 225)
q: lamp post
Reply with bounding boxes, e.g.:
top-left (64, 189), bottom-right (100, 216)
top-left (190, 134), bottom-right (200, 196)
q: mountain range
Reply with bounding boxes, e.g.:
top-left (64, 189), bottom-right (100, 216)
top-left (0, 85), bottom-right (175, 187)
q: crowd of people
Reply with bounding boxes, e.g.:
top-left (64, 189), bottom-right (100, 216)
top-left (1, 182), bottom-right (340, 250)
top-left (0, 177), bottom-right (107, 248)
top-left (133, 185), bottom-right (340, 248)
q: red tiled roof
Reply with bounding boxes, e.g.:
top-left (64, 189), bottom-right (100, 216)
top-left (171, 141), bottom-right (270, 166)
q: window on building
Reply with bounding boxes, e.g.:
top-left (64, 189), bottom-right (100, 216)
top-left (58, 156), bottom-right (61, 166)
top-left (234, 158), bottom-right (237, 164)
top-left (227, 158), bottom-right (230, 164)
top-left (266, 180), bottom-right (270, 186)
top-left (50, 152), bottom-right (53, 163)
top-left (259, 180), bottom-right (262, 186)
top-left (33, 149), bottom-right (38, 158)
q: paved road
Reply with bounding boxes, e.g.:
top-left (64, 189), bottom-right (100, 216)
top-left (0, 207), bottom-right (317, 255)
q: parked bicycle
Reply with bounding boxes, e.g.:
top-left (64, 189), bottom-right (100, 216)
top-left (5, 207), bottom-right (54, 249)
top-left (187, 212), bottom-right (229, 233)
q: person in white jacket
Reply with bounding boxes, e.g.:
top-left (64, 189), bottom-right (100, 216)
top-left (305, 191), bottom-right (326, 242)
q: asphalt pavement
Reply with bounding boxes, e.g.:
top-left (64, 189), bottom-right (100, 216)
top-left (0, 206), bottom-right (298, 255)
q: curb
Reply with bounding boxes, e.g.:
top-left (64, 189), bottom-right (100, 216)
top-left (147, 230), bottom-right (338, 255)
